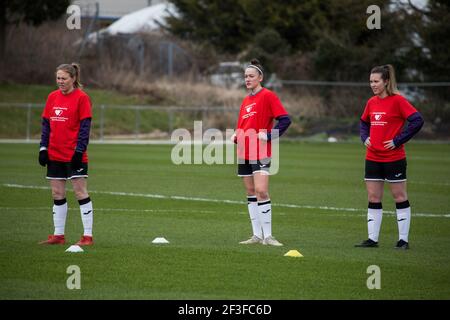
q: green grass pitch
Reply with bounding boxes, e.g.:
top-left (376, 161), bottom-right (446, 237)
top-left (0, 142), bottom-right (449, 299)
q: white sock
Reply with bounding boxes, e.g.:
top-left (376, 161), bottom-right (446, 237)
top-left (247, 196), bottom-right (262, 239)
top-left (368, 203), bottom-right (382, 242)
top-left (53, 199), bottom-right (67, 236)
top-left (79, 198), bottom-right (93, 237)
top-left (396, 201), bottom-right (411, 242)
top-left (258, 200), bottom-right (272, 239)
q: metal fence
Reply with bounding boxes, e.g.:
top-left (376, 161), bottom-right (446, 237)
top-left (1, 80), bottom-right (448, 142)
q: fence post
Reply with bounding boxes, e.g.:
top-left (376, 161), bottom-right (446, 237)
top-left (100, 104), bottom-right (105, 141)
top-left (26, 103), bottom-right (31, 141)
top-left (202, 107), bottom-right (207, 129)
top-left (135, 107), bottom-right (140, 141)
top-left (168, 42), bottom-right (173, 77)
top-left (168, 108), bottom-right (174, 136)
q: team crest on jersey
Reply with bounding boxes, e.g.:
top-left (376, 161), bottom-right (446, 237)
top-left (244, 103), bottom-right (256, 113)
top-left (242, 103), bottom-right (257, 119)
top-left (50, 106), bottom-right (69, 122)
top-left (371, 112), bottom-right (387, 126)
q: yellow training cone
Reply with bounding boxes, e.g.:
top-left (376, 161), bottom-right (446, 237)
top-left (284, 250), bottom-right (303, 258)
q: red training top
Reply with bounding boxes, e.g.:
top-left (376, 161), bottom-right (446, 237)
top-left (361, 94), bottom-right (418, 162)
top-left (42, 88), bottom-right (92, 162)
top-left (235, 88), bottom-right (288, 160)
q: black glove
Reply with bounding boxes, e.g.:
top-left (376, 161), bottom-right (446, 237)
top-left (39, 149), bottom-right (48, 167)
top-left (71, 151), bottom-right (83, 169)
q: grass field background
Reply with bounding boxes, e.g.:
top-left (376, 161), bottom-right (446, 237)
top-left (0, 141), bottom-right (449, 299)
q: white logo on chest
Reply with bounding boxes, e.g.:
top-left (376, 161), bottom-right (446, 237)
top-left (374, 114), bottom-right (382, 121)
top-left (55, 109), bottom-right (63, 116)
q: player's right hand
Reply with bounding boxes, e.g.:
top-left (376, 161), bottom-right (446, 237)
top-left (39, 149), bottom-right (48, 167)
top-left (364, 137), bottom-right (371, 147)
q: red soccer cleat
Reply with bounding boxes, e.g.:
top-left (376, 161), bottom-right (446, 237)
top-left (39, 235), bottom-right (65, 245)
top-left (75, 235), bottom-right (94, 246)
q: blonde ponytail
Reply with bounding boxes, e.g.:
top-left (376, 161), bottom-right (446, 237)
top-left (385, 64), bottom-right (398, 96)
top-left (71, 63), bottom-right (82, 88)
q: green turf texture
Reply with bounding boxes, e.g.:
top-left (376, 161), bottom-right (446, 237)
top-left (0, 142), bottom-right (449, 299)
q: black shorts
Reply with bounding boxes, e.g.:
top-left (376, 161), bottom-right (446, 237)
top-left (238, 158), bottom-right (271, 176)
top-left (46, 161), bottom-right (88, 180)
top-left (365, 159), bottom-right (407, 183)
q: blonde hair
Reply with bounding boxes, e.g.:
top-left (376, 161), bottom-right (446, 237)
top-left (370, 64), bottom-right (399, 96)
top-left (56, 63), bottom-right (82, 88)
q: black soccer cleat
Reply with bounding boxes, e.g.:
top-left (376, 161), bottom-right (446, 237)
top-left (394, 239), bottom-right (409, 250)
top-left (354, 239), bottom-right (379, 248)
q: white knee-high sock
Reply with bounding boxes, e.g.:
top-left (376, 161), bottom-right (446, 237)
top-left (53, 198), bottom-right (67, 236)
top-left (247, 196), bottom-right (263, 238)
top-left (396, 200), bottom-right (411, 242)
top-left (79, 197), bottom-right (93, 237)
top-left (368, 202), bottom-right (382, 242)
top-left (258, 200), bottom-right (272, 239)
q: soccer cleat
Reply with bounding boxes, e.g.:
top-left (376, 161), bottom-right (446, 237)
top-left (75, 235), bottom-right (94, 246)
top-left (354, 239), bottom-right (378, 247)
top-left (394, 239), bottom-right (409, 250)
top-left (239, 235), bottom-right (263, 244)
top-left (262, 236), bottom-right (283, 246)
top-left (39, 235), bottom-right (65, 245)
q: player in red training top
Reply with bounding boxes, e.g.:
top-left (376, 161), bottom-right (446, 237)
top-left (38, 63), bottom-right (94, 246)
top-left (231, 59), bottom-right (291, 246)
top-left (355, 65), bottom-right (424, 250)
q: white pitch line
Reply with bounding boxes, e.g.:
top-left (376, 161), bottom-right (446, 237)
top-left (409, 181), bottom-right (450, 187)
top-left (3, 183), bottom-right (449, 218)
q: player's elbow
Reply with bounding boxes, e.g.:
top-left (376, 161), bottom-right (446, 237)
top-left (286, 116), bottom-right (292, 127)
top-left (418, 117), bottom-right (424, 128)
top-left (280, 115), bottom-right (292, 129)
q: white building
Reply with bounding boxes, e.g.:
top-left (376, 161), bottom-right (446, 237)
top-left (73, 0), bottom-right (165, 19)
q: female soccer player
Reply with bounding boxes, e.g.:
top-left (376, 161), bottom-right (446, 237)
top-left (38, 63), bottom-right (94, 246)
top-left (356, 64), bottom-right (424, 249)
top-left (232, 59), bottom-right (291, 246)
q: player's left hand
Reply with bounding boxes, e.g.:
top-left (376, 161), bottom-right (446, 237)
top-left (383, 140), bottom-right (396, 150)
top-left (71, 151), bottom-right (83, 169)
top-left (258, 132), bottom-right (268, 141)
top-left (230, 133), bottom-right (237, 144)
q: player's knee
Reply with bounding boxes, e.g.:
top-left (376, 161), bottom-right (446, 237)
top-left (52, 189), bottom-right (65, 199)
top-left (368, 194), bottom-right (382, 203)
top-left (75, 192), bottom-right (88, 200)
top-left (392, 193), bottom-right (407, 203)
top-left (246, 187), bottom-right (256, 195)
top-left (255, 189), bottom-right (269, 200)
top-left (73, 188), bottom-right (88, 200)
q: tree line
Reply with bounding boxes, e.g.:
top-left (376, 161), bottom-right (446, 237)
top-left (165, 0), bottom-right (449, 82)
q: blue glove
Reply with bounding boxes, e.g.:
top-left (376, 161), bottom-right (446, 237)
top-left (71, 151), bottom-right (83, 169)
top-left (39, 150), bottom-right (48, 167)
